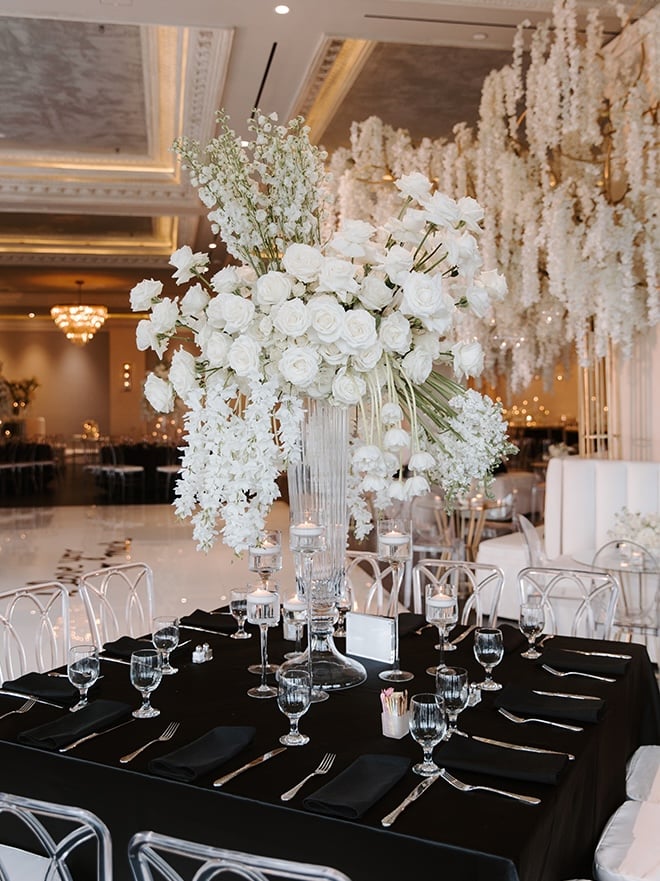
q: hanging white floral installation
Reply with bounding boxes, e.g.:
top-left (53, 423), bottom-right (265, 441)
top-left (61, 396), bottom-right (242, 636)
top-left (327, 0), bottom-right (659, 392)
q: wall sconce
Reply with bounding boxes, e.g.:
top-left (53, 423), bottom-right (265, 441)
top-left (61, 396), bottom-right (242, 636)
top-left (121, 362), bottom-right (133, 392)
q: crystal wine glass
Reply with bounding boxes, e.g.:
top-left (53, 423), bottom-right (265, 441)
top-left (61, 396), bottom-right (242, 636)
top-left (246, 585), bottom-right (280, 699)
top-left (519, 601), bottom-right (546, 659)
top-left (408, 692), bottom-right (446, 777)
top-left (248, 529), bottom-right (282, 591)
top-left (377, 518), bottom-right (414, 683)
top-left (229, 588), bottom-right (252, 640)
top-left (67, 644), bottom-right (100, 712)
top-left (277, 668), bottom-right (312, 746)
top-left (152, 615), bottom-right (179, 674)
top-left (425, 582), bottom-right (459, 676)
top-left (473, 627), bottom-right (504, 691)
top-left (130, 648), bottom-right (163, 718)
top-left (435, 666), bottom-right (469, 738)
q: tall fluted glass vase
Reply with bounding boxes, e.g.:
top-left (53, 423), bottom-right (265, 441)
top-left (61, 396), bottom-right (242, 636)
top-left (285, 398), bottom-right (367, 691)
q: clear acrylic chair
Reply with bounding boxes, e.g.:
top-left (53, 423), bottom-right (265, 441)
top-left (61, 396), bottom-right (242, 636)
top-left (78, 562), bottom-right (155, 646)
top-left (345, 551), bottom-right (399, 616)
top-left (517, 513), bottom-right (549, 566)
top-left (518, 566), bottom-right (620, 639)
top-left (128, 830), bottom-right (352, 881)
top-left (412, 559), bottom-right (504, 625)
top-left (0, 582), bottom-right (70, 685)
top-left (0, 791), bottom-right (112, 881)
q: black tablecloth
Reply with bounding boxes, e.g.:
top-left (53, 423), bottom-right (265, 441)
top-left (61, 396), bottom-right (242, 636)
top-left (0, 621), bottom-right (657, 881)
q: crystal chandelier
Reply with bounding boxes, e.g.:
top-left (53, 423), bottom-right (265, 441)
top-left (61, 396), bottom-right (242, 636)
top-left (50, 280), bottom-right (108, 346)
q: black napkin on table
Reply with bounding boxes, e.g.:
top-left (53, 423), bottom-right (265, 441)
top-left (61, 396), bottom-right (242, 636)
top-left (178, 609), bottom-right (236, 634)
top-left (17, 700), bottom-right (132, 750)
top-left (398, 613), bottom-right (427, 638)
top-left (102, 636), bottom-right (187, 661)
top-left (2, 672), bottom-right (79, 705)
top-left (149, 725), bottom-right (256, 782)
top-left (540, 646), bottom-right (630, 677)
top-left (303, 754), bottom-right (410, 820)
top-left (494, 685), bottom-right (604, 724)
top-left (437, 736), bottom-right (567, 784)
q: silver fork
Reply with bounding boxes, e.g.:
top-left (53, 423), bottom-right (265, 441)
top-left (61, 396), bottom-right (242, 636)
top-left (439, 768), bottom-right (540, 805)
top-left (498, 707), bottom-right (583, 732)
top-left (280, 752), bottom-right (336, 801)
top-left (0, 697), bottom-right (36, 721)
top-left (541, 664), bottom-right (615, 683)
top-left (119, 720), bottom-right (179, 764)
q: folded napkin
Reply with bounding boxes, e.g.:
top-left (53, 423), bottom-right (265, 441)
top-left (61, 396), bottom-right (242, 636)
top-left (540, 646), bottom-right (630, 677)
top-left (149, 725), bottom-right (256, 782)
top-left (303, 754), bottom-right (410, 820)
top-left (2, 672), bottom-right (79, 706)
top-left (494, 685), bottom-right (604, 724)
top-left (102, 636), bottom-right (187, 661)
top-left (18, 700), bottom-right (132, 750)
top-left (437, 736), bottom-right (567, 784)
top-left (398, 613), bottom-right (427, 638)
top-left (178, 609), bottom-right (236, 634)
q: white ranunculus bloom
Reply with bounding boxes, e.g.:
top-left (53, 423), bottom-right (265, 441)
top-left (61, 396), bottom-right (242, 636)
top-left (351, 341), bottom-right (383, 372)
top-left (150, 298), bottom-right (180, 334)
top-left (278, 345), bottom-right (319, 387)
top-left (210, 266), bottom-right (241, 293)
top-left (180, 283), bottom-right (210, 316)
top-left (317, 257), bottom-right (359, 300)
top-left (170, 245), bottom-right (209, 284)
top-left (401, 348), bottom-right (433, 384)
top-left (331, 370), bottom-right (366, 406)
top-left (339, 309), bottom-right (377, 354)
top-left (144, 373), bottom-right (174, 412)
top-left (452, 340), bottom-right (484, 379)
top-left (281, 243), bottom-right (324, 283)
top-left (379, 311), bottom-right (412, 354)
top-left (395, 171), bottom-right (433, 204)
top-left (217, 293), bottom-right (255, 334)
top-left (228, 335), bottom-right (261, 377)
top-left (357, 275), bottom-right (393, 311)
top-left (307, 294), bottom-right (345, 344)
top-left (204, 330), bottom-right (232, 366)
top-left (130, 278), bottom-right (163, 311)
top-left (254, 271), bottom-right (292, 309)
top-left (169, 348), bottom-right (198, 403)
top-left (272, 298), bottom-right (310, 337)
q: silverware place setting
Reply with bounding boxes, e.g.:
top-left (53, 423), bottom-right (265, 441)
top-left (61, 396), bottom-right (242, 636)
top-left (0, 697), bottom-right (36, 722)
top-left (59, 718), bottom-right (136, 753)
top-left (280, 752), bottom-right (336, 801)
top-left (471, 734), bottom-right (575, 761)
top-left (213, 746), bottom-right (288, 788)
top-left (381, 773), bottom-right (440, 826)
top-left (498, 707), bottom-right (583, 733)
top-left (119, 720), bottom-right (180, 764)
top-left (438, 768), bottom-right (540, 805)
top-left (541, 664), bottom-right (615, 683)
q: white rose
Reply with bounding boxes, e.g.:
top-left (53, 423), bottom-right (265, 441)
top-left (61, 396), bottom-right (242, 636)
top-left (180, 283), bottom-right (210, 316)
top-left (379, 245), bottom-right (414, 286)
top-left (386, 208), bottom-right (427, 246)
top-left (144, 374), bottom-right (174, 412)
top-left (395, 172), bottom-right (433, 204)
top-left (445, 230), bottom-right (483, 278)
top-left (307, 295), bottom-right (345, 344)
top-left (457, 196), bottom-right (484, 232)
top-left (478, 269), bottom-right (508, 300)
top-left (452, 340), bottom-right (484, 380)
top-left (228, 335), bottom-right (261, 377)
top-left (130, 278), bottom-right (162, 311)
top-left (329, 220), bottom-right (376, 258)
top-left (423, 191), bottom-right (460, 228)
top-left (217, 293), bottom-right (255, 334)
top-left (317, 257), bottom-right (359, 301)
top-left (150, 298), bottom-right (179, 334)
top-left (169, 245), bottom-right (209, 284)
top-left (339, 309), bottom-right (377, 355)
top-left (412, 331), bottom-right (442, 359)
top-left (281, 243), bottom-right (324, 283)
top-left (204, 331), bottom-right (232, 366)
top-left (421, 291), bottom-right (456, 334)
top-left (272, 298), bottom-right (310, 338)
top-left (318, 342), bottom-right (349, 366)
top-left (210, 266), bottom-right (241, 293)
top-left (331, 370), bottom-right (366, 405)
top-left (357, 275), bottom-right (393, 311)
top-left (379, 312), bottom-right (412, 354)
top-left (351, 342), bottom-right (383, 372)
top-left (254, 271), bottom-right (292, 309)
top-left (400, 272), bottom-right (442, 319)
top-left (135, 319), bottom-right (159, 352)
top-left (169, 348), bottom-right (198, 403)
top-left (278, 345), bottom-right (319, 388)
top-left (401, 348), bottom-right (433, 384)
top-left (465, 283), bottom-right (490, 319)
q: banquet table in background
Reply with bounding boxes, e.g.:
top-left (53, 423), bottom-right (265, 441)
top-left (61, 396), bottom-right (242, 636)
top-left (0, 619), bottom-right (658, 881)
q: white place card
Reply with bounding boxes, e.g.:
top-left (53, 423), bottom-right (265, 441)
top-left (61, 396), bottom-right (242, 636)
top-left (345, 611), bottom-right (395, 663)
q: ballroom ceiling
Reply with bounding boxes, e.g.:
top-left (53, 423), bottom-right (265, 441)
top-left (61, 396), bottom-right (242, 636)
top-left (0, 0), bottom-right (654, 319)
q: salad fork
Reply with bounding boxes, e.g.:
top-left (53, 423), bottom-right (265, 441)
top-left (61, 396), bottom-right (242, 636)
top-left (541, 664), bottom-right (615, 683)
top-left (280, 752), bottom-right (336, 801)
top-left (498, 707), bottom-right (583, 732)
top-left (119, 720), bottom-right (179, 764)
top-left (0, 697), bottom-right (36, 721)
top-left (439, 768), bottom-right (540, 805)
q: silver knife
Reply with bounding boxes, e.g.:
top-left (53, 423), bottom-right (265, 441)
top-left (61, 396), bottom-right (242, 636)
top-left (533, 689), bottom-right (600, 701)
top-left (473, 735), bottom-right (575, 761)
top-left (180, 625), bottom-right (230, 637)
top-left (450, 624), bottom-right (477, 646)
top-left (560, 649), bottom-right (631, 660)
top-left (99, 656), bottom-right (130, 665)
top-left (213, 747), bottom-right (287, 787)
top-left (0, 689), bottom-right (64, 709)
top-left (58, 718), bottom-right (134, 753)
top-left (381, 773), bottom-right (440, 826)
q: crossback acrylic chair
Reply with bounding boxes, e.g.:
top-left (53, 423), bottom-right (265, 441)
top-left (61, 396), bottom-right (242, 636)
top-left (128, 830), bottom-right (353, 881)
top-left (518, 566), bottom-right (620, 640)
top-left (412, 559), bottom-right (504, 626)
top-left (0, 582), bottom-right (71, 685)
top-left (78, 562), bottom-right (155, 647)
top-left (406, 489), bottom-right (461, 605)
top-left (0, 791), bottom-right (112, 881)
top-left (591, 540), bottom-right (659, 645)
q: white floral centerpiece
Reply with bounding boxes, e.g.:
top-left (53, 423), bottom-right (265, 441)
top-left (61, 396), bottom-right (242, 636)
top-left (131, 111), bottom-right (515, 551)
top-left (608, 508), bottom-right (660, 554)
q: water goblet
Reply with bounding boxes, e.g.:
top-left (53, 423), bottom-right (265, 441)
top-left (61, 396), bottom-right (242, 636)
top-left (277, 668), bottom-right (311, 746)
top-left (435, 666), bottom-right (469, 738)
top-left (425, 582), bottom-right (458, 676)
top-left (377, 518), bottom-right (414, 683)
top-left (247, 585), bottom-right (280, 699)
top-left (248, 529), bottom-right (282, 591)
top-left (473, 627), bottom-right (504, 691)
top-left (229, 588), bottom-right (252, 640)
top-left (408, 692), bottom-right (447, 777)
top-left (152, 615), bottom-right (179, 674)
top-left (519, 601), bottom-right (545, 659)
top-left (67, 644), bottom-right (100, 712)
top-left (130, 648), bottom-right (163, 718)
top-left (282, 594), bottom-right (307, 660)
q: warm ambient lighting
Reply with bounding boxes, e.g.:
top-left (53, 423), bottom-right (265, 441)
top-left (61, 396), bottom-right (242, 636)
top-left (50, 280), bottom-right (108, 346)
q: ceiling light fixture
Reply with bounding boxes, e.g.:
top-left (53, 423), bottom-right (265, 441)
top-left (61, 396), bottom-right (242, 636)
top-left (274, 5), bottom-right (290, 14)
top-left (472, 32), bottom-right (488, 40)
top-left (50, 280), bottom-right (108, 346)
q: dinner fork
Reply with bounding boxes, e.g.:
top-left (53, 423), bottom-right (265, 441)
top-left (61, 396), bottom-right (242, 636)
top-left (541, 664), bottom-right (615, 683)
top-left (0, 697), bottom-right (36, 722)
top-left (280, 752), bottom-right (336, 801)
top-left (439, 768), bottom-right (540, 805)
top-left (498, 707), bottom-right (583, 732)
top-left (119, 720), bottom-right (180, 764)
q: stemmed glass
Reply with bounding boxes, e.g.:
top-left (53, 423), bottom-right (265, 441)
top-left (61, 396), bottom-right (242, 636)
top-left (283, 594), bottom-right (307, 660)
top-left (435, 666), bottom-right (469, 738)
top-left (152, 615), bottom-right (179, 675)
top-left (277, 668), bottom-right (311, 746)
top-left (67, 644), bottom-right (100, 712)
top-left (130, 648), bottom-right (163, 718)
top-left (334, 576), bottom-right (351, 638)
top-left (425, 582), bottom-right (458, 676)
top-left (519, 601), bottom-right (545, 659)
top-left (230, 588), bottom-right (252, 640)
top-left (246, 585), bottom-right (280, 699)
top-left (473, 627), bottom-right (504, 691)
top-left (377, 518), bottom-right (414, 683)
top-left (248, 529), bottom-right (282, 591)
top-left (408, 692), bottom-right (447, 777)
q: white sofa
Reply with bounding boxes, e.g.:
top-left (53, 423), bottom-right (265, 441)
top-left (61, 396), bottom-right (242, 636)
top-left (477, 458), bottom-right (660, 622)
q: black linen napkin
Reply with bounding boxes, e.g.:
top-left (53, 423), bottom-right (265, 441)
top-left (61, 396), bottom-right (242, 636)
top-left (17, 700), bottom-right (132, 750)
top-left (398, 613), bottom-right (427, 638)
top-left (102, 636), bottom-right (188, 661)
top-left (540, 646), bottom-right (630, 677)
top-left (437, 736), bottom-right (567, 784)
top-left (494, 685), bottom-right (604, 724)
top-left (303, 754), bottom-right (410, 820)
top-left (149, 725), bottom-right (256, 782)
top-left (178, 609), bottom-right (236, 634)
top-left (2, 673), bottom-right (79, 706)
